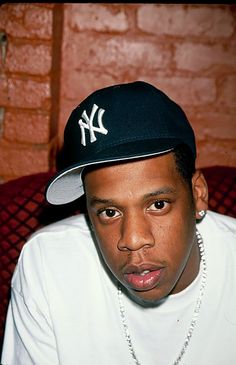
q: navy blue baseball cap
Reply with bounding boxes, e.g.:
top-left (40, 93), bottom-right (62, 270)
top-left (46, 81), bottom-right (196, 205)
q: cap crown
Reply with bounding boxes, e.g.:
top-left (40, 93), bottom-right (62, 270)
top-left (63, 81), bottom-right (196, 165)
top-left (46, 81), bottom-right (196, 205)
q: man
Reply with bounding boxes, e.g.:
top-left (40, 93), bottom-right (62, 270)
top-left (1, 81), bottom-right (236, 365)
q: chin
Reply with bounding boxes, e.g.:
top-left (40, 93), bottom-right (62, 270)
top-left (125, 286), bottom-right (169, 308)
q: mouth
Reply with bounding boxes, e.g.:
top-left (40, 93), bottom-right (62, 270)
top-left (123, 264), bottom-right (164, 291)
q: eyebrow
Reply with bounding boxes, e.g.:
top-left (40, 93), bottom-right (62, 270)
top-left (143, 187), bottom-right (177, 199)
top-left (87, 187), bottom-right (177, 207)
top-left (87, 197), bottom-right (114, 207)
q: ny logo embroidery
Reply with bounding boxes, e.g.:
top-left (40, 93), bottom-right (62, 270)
top-left (78, 103), bottom-right (108, 146)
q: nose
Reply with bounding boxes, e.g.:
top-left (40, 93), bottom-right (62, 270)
top-left (117, 211), bottom-right (155, 252)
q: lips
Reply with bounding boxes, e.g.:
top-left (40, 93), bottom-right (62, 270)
top-left (123, 264), bottom-right (164, 291)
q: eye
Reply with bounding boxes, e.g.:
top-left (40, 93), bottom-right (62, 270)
top-left (97, 208), bottom-right (121, 221)
top-left (147, 200), bottom-right (169, 212)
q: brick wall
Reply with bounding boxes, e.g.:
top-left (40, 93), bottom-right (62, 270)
top-left (0, 3), bottom-right (62, 182)
top-left (60, 3), bottom-right (236, 169)
top-left (0, 4), bottom-right (235, 183)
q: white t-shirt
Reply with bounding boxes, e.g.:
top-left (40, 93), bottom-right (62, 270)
top-left (1, 210), bottom-right (236, 365)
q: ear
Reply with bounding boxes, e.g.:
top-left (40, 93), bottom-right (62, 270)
top-left (191, 169), bottom-right (209, 220)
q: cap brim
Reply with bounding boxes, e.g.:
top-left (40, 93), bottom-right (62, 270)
top-left (46, 138), bottom-right (183, 205)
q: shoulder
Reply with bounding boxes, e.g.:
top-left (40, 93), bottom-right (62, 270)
top-left (23, 213), bottom-right (92, 253)
top-left (27, 213), bottom-right (92, 247)
top-left (197, 210), bottom-right (236, 257)
top-left (200, 210), bottom-right (236, 236)
top-left (14, 214), bottom-right (94, 273)
top-left (12, 213), bottom-right (97, 291)
top-left (32, 213), bottom-right (91, 236)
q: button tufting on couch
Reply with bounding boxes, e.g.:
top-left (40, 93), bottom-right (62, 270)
top-left (0, 166), bottom-right (236, 352)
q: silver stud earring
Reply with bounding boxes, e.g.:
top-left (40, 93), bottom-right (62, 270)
top-left (198, 210), bottom-right (206, 218)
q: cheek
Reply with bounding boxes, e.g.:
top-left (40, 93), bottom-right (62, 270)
top-left (152, 206), bottom-right (196, 262)
top-left (93, 225), bottom-right (121, 268)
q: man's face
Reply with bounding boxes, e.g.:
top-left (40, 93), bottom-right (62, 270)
top-left (85, 153), bottom-right (206, 305)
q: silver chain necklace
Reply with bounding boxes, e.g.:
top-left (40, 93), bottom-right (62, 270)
top-left (117, 230), bottom-right (207, 365)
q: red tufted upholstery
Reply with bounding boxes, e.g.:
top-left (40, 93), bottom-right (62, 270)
top-left (202, 166), bottom-right (236, 217)
top-left (0, 166), bottom-right (236, 352)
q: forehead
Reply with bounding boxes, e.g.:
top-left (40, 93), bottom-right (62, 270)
top-left (83, 153), bottom-right (181, 191)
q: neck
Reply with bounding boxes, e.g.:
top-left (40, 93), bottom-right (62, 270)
top-left (171, 234), bottom-right (200, 295)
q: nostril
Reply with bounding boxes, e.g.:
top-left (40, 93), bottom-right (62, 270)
top-left (117, 239), bottom-right (155, 252)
